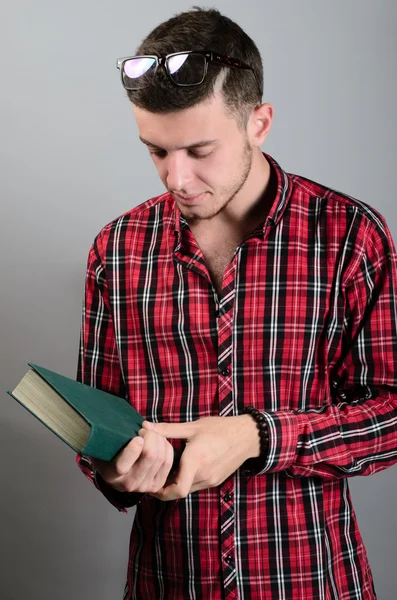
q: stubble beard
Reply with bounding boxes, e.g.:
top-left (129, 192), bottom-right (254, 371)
top-left (183, 140), bottom-right (253, 224)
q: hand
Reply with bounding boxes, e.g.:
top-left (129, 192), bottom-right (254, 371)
top-left (149, 415), bottom-right (260, 501)
top-left (91, 421), bottom-right (175, 495)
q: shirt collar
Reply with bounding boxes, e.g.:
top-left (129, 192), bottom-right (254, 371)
top-left (263, 152), bottom-right (293, 228)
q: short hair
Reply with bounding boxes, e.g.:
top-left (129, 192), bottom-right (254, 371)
top-left (127, 7), bottom-right (264, 128)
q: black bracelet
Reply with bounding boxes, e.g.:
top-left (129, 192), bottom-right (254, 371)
top-left (241, 406), bottom-right (269, 476)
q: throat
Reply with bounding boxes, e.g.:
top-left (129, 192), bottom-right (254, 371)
top-left (205, 247), bottom-right (237, 295)
top-left (189, 227), bottom-right (242, 295)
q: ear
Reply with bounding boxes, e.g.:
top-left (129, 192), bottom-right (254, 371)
top-left (247, 103), bottom-right (274, 148)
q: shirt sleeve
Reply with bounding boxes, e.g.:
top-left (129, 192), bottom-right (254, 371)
top-left (256, 216), bottom-right (397, 479)
top-left (75, 236), bottom-right (143, 511)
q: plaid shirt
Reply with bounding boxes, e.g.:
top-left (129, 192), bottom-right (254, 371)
top-left (76, 153), bottom-right (397, 600)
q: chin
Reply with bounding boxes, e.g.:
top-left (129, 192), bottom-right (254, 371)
top-left (181, 207), bottom-right (219, 222)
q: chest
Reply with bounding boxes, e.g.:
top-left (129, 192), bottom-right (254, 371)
top-left (111, 226), bottom-right (341, 417)
top-left (191, 229), bottom-right (241, 295)
top-left (198, 241), bottom-right (239, 295)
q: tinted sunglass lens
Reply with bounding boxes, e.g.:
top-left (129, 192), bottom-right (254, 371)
top-left (122, 57), bottom-right (156, 89)
top-left (167, 53), bottom-right (206, 85)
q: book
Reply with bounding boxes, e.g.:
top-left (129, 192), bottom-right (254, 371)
top-left (7, 363), bottom-right (181, 467)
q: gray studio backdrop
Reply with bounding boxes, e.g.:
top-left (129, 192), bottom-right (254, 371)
top-left (1, 1), bottom-right (396, 599)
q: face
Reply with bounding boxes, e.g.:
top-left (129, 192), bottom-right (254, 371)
top-left (133, 93), bottom-right (259, 223)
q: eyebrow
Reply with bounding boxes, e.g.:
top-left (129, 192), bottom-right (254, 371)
top-left (139, 136), bottom-right (218, 150)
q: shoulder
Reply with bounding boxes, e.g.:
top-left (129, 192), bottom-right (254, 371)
top-left (92, 191), bottom-right (175, 258)
top-left (289, 171), bottom-right (386, 231)
top-left (286, 170), bottom-right (393, 253)
top-left (284, 170), bottom-right (397, 284)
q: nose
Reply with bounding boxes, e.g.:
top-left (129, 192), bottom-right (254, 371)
top-left (165, 153), bottom-right (192, 192)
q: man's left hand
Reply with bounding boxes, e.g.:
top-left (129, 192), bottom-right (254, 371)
top-left (142, 415), bottom-right (260, 501)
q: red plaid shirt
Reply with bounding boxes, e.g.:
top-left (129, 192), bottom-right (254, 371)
top-left (76, 153), bottom-right (397, 600)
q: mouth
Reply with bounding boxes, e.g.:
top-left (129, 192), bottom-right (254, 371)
top-left (174, 192), bottom-right (207, 205)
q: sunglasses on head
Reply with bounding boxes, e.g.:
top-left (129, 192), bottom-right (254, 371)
top-left (116, 50), bottom-right (261, 96)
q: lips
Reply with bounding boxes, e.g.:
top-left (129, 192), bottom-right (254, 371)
top-left (174, 192), bottom-right (206, 204)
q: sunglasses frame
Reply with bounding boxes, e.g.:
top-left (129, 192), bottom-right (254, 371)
top-left (116, 50), bottom-right (262, 96)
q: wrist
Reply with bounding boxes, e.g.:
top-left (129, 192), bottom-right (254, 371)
top-left (94, 470), bottom-right (145, 507)
top-left (240, 406), bottom-right (270, 476)
top-left (240, 414), bottom-right (262, 460)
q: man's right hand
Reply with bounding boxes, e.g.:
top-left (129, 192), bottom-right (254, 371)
top-left (91, 421), bottom-right (175, 495)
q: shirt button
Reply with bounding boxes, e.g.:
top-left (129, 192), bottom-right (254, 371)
top-left (223, 492), bottom-right (232, 502)
top-left (225, 555), bottom-right (234, 565)
top-left (241, 469), bottom-right (252, 477)
top-left (219, 368), bottom-right (230, 376)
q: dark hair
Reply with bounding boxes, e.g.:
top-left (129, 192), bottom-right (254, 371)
top-left (127, 7), bottom-right (264, 127)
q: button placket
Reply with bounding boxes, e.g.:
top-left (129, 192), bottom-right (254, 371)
top-left (216, 268), bottom-right (238, 599)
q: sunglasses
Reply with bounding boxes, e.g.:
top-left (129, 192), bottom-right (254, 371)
top-left (116, 50), bottom-right (261, 96)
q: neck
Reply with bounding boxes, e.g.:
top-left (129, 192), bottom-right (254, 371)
top-left (236, 151), bottom-right (274, 228)
top-left (191, 151), bottom-right (276, 238)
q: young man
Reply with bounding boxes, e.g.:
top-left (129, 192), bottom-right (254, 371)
top-left (76, 7), bottom-right (397, 600)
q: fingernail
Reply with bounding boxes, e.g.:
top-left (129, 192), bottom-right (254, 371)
top-left (135, 436), bottom-right (144, 445)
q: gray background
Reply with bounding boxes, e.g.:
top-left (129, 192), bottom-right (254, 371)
top-left (1, 1), bottom-right (396, 598)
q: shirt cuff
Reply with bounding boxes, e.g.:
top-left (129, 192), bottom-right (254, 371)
top-left (242, 411), bottom-right (299, 476)
top-left (94, 471), bottom-right (145, 512)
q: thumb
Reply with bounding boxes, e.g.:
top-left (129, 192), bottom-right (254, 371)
top-left (112, 435), bottom-right (144, 475)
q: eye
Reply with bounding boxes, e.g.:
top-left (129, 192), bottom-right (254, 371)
top-left (149, 149), bottom-right (167, 159)
top-left (188, 151), bottom-right (211, 159)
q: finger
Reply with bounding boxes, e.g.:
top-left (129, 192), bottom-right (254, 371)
top-left (141, 420), bottom-right (155, 430)
top-left (155, 448), bottom-right (197, 501)
top-left (137, 431), bottom-right (167, 482)
top-left (154, 421), bottom-right (194, 439)
top-left (148, 439), bottom-right (175, 493)
top-left (92, 436), bottom-right (144, 482)
top-left (96, 437), bottom-right (143, 485)
top-left (101, 431), bottom-right (163, 492)
top-left (128, 430), bottom-right (169, 490)
top-left (111, 435), bottom-right (145, 477)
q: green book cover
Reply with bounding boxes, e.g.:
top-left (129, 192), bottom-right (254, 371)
top-left (7, 363), bottom-right (144, 461)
